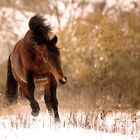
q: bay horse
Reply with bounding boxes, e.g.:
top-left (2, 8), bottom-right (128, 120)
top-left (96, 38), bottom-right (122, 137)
top-left (5, 15), bottom-right (67, 122)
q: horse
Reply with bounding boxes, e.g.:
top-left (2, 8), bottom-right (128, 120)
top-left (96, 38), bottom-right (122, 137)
top-left (5, 14), bottom-right (67, 122)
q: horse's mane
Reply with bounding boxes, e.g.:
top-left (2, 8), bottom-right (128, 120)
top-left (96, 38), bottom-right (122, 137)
top-left (26, 14), bottom-right (60, 58)
top-left (29, 14), bottom-right (52, 44)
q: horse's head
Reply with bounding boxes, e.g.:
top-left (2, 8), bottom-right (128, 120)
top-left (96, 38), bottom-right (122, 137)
top-left (33, 35), bottom-right (67, 85)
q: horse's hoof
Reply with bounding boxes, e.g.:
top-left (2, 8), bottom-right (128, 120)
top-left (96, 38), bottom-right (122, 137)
top-left (48, 110), bottom-right (53, 116)
top-left (54, 117), bottom-right (61, 123)
top-left (31, 110), bottom-right (39, 117)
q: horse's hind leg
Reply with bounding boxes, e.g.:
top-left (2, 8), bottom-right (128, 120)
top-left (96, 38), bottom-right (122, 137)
top-left (5, 55), bottom-right (18, 103)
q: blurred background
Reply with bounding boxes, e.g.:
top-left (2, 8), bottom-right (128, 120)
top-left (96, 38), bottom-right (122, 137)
top-left (0, 0), bottom-right (140, 110)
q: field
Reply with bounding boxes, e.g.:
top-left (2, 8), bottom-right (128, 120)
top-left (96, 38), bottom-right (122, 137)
top-left (0, 90), bottom-right (139, 140)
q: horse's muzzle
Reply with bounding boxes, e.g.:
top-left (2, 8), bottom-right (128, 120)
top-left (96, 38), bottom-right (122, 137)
top-left (59, 77), bottom-right (67, 85)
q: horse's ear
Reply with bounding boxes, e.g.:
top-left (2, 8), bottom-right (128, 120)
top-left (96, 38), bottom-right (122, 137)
top-left (51, 35), bottom-right (57, 44)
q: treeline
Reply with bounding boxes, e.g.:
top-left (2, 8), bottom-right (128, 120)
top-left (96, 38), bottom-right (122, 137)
top-left (0, 0), bottom-right (140, 109)
top-left (59, 11), bottom-right (140, 108)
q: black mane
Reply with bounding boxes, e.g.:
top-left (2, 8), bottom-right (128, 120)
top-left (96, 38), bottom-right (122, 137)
top-left (29, 14), bottom-right (52, 44)
top-left (28, 14), bottom-right (60, 58)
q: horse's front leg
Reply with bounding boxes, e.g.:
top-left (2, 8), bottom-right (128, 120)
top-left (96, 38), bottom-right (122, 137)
top-left (44, 74), bottom-right (60, 122)
top-left (27, 71), bottom-right (40, 116)
top-left (44, 82), bottom-right (53, 116)
top-left (50, 78), bottom-right (60, 122)
top-left (44, 83), bottom-right (60, 122)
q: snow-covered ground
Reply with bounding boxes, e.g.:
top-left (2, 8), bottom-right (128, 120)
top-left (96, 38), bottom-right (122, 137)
top-left (0, 111), bottom-right (139, 140)
top-left (0, 127), bottom-right (137, 140)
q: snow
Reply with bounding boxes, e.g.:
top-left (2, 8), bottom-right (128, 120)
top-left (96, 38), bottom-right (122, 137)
top-left (0, 128), bottom-right (137, 140)
top-left (0, 111), bottom-right (139, 140)
top-left (0, 125), bottom-right (137, 140)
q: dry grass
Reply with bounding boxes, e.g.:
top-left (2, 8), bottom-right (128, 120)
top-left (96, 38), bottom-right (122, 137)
top-left (0, 108), bottom-right (139, 138)
top-left (0, 82), bottom-right (139, 139)
top-left (0, 93), bottom-right (139, 138)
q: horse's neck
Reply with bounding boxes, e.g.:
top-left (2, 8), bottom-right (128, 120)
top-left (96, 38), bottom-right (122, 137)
top-left (24, 30), bottom-right (35, 46)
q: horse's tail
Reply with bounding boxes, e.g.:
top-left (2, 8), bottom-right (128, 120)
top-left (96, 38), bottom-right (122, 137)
top-left (5, 55), bottom-right (18, 103)
top-left (28, 14), bottom-right (52, 42)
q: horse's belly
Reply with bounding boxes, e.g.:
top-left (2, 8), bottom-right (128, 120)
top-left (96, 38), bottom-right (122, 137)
top-left (10, 59), bottom-right (26, 85)
top-left (10, 43), bottom-right (27, 85)
top-left (34, 77), bottom-right (48, 84)
top-left (34, 77), bottom-right (48, 91)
